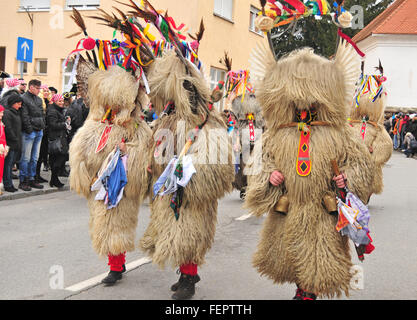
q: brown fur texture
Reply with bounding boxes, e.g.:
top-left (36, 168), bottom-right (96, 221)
top-left (139, 49), bottom-right (235, 269)
top-left (69, 66), bottom-right (152, 257)
top-left (244, 43), bottom-right (375, 298)
top-left (350, 90), bottom-right (393, 194)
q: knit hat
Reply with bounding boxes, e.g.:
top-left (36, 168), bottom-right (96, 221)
top-left (5, 78), bottom-right (21, 88)
top-left (0, 104), bottom-right (4, 112)
top-left (51, 94), bottom-right (63, 103)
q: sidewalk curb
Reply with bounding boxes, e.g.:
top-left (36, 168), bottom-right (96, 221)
top-left (0, 185), bottom-right (70, 202)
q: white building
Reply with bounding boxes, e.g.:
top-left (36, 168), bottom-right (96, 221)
top-left (353, 0), bottom-right (417, 110)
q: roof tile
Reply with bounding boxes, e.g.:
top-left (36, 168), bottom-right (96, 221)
top-left (353, 0), bottom-right (417, 43)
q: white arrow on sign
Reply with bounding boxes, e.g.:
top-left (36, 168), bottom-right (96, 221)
top-left (21, 41), bottom-right (30, 60)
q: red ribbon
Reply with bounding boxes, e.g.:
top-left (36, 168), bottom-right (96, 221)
top-left (283, 0), bottom-right (306, 14)
top-left (338, 28), bottom-right (365, 58)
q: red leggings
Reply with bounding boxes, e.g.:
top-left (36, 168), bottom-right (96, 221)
top-left (180, 263), bottom-right (198, 276)
top-left (108, 252), bottom-right (126, 272)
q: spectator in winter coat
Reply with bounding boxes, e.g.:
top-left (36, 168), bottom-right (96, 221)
top-left (392, 113), bottom-right (402, 150)
top-left (403, 132), bottom-right (417, 158)
top-left (0, 104), bottom-right (6, 195)
top-left (19, 79), bottom-right (45, 191)
top-left (400, 114), bottom-right (410, 149)
top-left (0, 78), bottom-right (22, 107)
top-left (47, 94), bottom-right (70, 188)
top-left (384, 115), bottom-right (391, 133)
top-left (18, 79), bottom-right (27, 94)
top-left (407, 116), bottom-right (417, 139)
top-left (34, 86), bottom-right (53, 183)
top-left (1, 94), bottom-right (23, 192)
top-left (66, 96), bottom-right (88, 143)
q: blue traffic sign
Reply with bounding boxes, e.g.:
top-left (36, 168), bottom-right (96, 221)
top-left (17, 37), bottom-right (33, 63)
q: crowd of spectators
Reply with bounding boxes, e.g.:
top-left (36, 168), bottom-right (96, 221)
top-left (384, 111), bottom-right (417, 158)
top-left (0, 72), bottom-right (88, 195)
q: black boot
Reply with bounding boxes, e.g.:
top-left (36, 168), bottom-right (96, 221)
top-left (101, 271), bottom-right (123, 285)
top-left (50, 169), bottom-right (64, 188)
top-left (101, 265), bottom-right (126, 286)
top-left (35, 175), bottom-right (48, 183)
top-left (292, 286), bottom-right (304, 300)
top-left (4, 185), bottom-right (18, 193)
top-left (171, 270), bottom-right (200, 292)
top-left (59, 168), bottom-right (70, 177)
top-left (171, 273), bottom-right (199, 300)
top-left (301, 292), bottom-right (317, 300)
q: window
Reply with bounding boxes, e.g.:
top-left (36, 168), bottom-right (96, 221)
top-left (0, 47), bottom-right (5, 71)
top-left (210, 67), bottom-right (226, 111)
top-left (249, 6), bottom-right (263, 35)
top-left (214, 0), bottom-right (233, 21)
top-left (62, 59), bottom-right (76, 93)
top-left (66, 0), bottom-right (100, 10)
top-left (19, 0), bottom-right (50, 11)
top-left (36, 59), bottom-right (48, 75)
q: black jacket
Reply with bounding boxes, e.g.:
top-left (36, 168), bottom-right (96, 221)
top-left (407, 119), bottom-right (417, 139)
top-left (46, 103), bottom-right (67, 141)
top-left (2, 105), bottom-right (22, 151)
top-left (21, 91), bottom-right (45, 134)
top-left (66, 98), bottom-right (89, 130)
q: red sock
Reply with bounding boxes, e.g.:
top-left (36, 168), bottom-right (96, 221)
top-left (180, 263), bottom-right (198, 276)
top-left (108, 252), bottom-right (126, 272)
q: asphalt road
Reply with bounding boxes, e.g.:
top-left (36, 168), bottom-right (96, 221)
top-left (0, 152), bottom-right (416, 301)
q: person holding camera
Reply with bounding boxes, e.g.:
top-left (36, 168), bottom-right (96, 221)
top-left (47, 94), bottom-right (70, 188)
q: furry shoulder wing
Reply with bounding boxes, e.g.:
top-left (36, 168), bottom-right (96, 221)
top-left (76, 55), bottom-right (97, 107)
top-left (248, 41), bottom-right (275, 90)
top-left (334, 38), bottom-right (362, 106)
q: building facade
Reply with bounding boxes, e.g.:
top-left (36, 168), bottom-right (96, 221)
top-left (1, 0), bottom-right (268, 110)
top-left (353, 0), bottom-right (417, 110)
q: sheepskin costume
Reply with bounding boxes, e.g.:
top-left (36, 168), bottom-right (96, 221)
top-left (69, 65), bottom-right (152, 262)
top-left (231, 94), bottom-right (264, 196)
top-left (139, 49), bottom-right (234, 274)
top-left (349, 79), bottom-right (392, 196)
top-left (244, 39), bottom-right (375, 299)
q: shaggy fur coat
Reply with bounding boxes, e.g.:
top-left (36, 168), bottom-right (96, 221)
top-left (139, 51), bottom-right (234, 269)
top-left (350, 91), bottom-right (393, 195)
top-left (231, 94), bottom-right (264, 191)
top-left (244, 42), bottom-right (375, 298)
top-left (69, 66), bottom-right (152, 257)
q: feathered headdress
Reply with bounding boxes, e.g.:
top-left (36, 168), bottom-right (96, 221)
top-left (65, 5), bottom-right (157, 112)
top-left (118, 0), bottom-right (203, 71)
top-left (353, 59), bottom-right (387, 109)
top-left (219, 51), bottom-right (253, 102)
top-left (255, 0), bottom-right (358, 60)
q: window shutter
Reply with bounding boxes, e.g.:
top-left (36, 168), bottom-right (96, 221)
top-left (223, 0), bottom-right (233, 20)
top-left (66, 0), bottom-right (100, 6)
top-left (20, 0), bottom-right (50, 10)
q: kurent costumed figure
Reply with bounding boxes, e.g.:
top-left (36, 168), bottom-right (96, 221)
top-left (67, 8), bottom-right (153, 285)
top-left (124, 2), bottom-right (234, 300)
top-left (219, 53), bottom-right (264, 200)
top-left (349, 61), bottom-right (393, 201)
top-left (244, 1), bottom-right (375, 299)
top-left (231, 91), bottom-right (263, 200)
